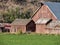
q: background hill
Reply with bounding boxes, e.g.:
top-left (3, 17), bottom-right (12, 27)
top-left (0, 0), bottom-right (60, 14)
top-left (0, 0), bottom-right (60, 23)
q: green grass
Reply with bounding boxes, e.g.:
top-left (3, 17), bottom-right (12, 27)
top-left (0, 33), bottom-right (60, 45)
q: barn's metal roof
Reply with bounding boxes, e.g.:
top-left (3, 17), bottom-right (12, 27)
top-left (44, 2), bottom-right (60, 20)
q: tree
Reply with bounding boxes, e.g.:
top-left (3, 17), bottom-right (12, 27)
top-left (2, 7), bottom-right (31, 23)
top-left (2, 7), bottom-right (20, 23)
top-left (24, 10), bottom-right (31, 19)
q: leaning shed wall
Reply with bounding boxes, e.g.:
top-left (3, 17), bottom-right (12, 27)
top-left (46, 28), bottom-right (60, 34)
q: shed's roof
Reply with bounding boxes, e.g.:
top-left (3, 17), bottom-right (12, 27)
top-left (0, 23), bottom-right (11, 27)
top-left (44, 2), bottom-right (60, 20)
top-left (35, 18), bottom-right (51, 24)
top-left (11, 19), bottom-right (31, 25)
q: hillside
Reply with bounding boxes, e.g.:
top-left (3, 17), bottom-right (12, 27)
top-left (0, 0), bottom-right (60, 23)
top-left (0, 0), bottom-right (40, 15)
top-left (0, 0), bottom-right (60, 15)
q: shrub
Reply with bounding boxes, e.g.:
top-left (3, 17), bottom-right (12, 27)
top-left (16, 29), bottom-right (22, 35)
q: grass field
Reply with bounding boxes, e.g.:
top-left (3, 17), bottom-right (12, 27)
top-left (0, 33), bottom-right (60, 45)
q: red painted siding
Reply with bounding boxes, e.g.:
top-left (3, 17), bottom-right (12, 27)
top-left (10, 25), bottom-right (26, 33)
top-left (36, 24), bottom-right (47, 34)
top-left (32, 5), bottom-right (57, 22)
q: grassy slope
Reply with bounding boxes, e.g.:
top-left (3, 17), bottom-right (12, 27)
top-left (0, 33), bottom-right (60, 45)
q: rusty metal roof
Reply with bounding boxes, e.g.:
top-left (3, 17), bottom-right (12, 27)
top-left (35, 18), bottom-right (51, 24)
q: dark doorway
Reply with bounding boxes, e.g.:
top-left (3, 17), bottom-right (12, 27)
top-left (1, 27), bottom-right (5, 32)
top-left (26, 20), bottom-right (36, 32)
top-left (4, 29), bottom-right (10, 32)
top-left (1, 27), bottom-right (10, 32)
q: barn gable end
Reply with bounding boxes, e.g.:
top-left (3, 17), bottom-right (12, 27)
top-left (32, 2), bottom-right (60, 34)
top-left (32, 2), bottom-right (60, 22)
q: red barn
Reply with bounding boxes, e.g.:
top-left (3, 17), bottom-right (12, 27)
top-left (32, 2), bottom-right (60, 34)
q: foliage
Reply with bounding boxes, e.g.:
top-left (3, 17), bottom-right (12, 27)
top-left (16, 29), bottom-right (22, 35)
top-left (2, 7), bottom-right (31, 23)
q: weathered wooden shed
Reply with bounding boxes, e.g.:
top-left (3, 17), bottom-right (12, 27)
top-left (0, 23), bottom-right (11, 32)
top-left (46, 21), bottom-right (60, 34)
top-left (10, 19), bottom-right (36, 33)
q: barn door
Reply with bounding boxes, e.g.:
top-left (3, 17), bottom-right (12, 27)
top-left (26, 20), bottom-right (36, 32)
